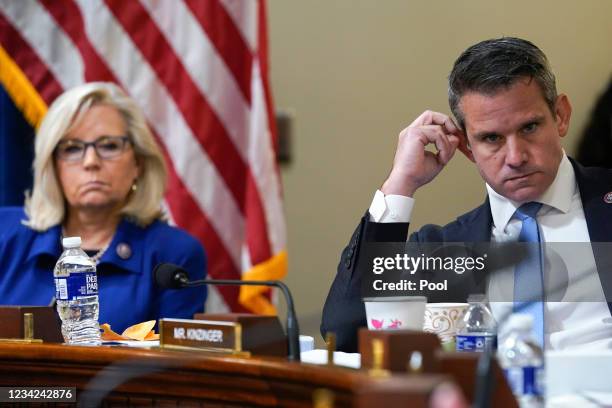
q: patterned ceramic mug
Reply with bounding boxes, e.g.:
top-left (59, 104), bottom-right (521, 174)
top-left (363, 296), bottom-right (427, 331)
top-left (423, 303), bottom-right (469, 343)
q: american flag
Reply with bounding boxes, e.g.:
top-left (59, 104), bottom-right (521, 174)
top-left (0, 0), bottom-right (287, 314)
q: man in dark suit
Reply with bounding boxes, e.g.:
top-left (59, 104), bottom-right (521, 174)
top-left (321, 37), bottom-right (612, 353)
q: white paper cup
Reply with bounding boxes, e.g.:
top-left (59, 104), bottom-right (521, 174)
top-left (423, 302), bottom-right (469, 343)
top-left (363, 296), bottom-right (427, 330)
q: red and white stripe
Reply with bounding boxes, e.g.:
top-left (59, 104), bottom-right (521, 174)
top-left (0, 0), bottom-right (286, 312)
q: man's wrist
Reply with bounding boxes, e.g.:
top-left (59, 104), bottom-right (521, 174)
top-left (369, 190), bottom-right (414, 223)
top-left (380, 172), bottom-right (418, 197)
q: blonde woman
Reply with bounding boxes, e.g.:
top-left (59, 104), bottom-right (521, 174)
top-left (0, 82), bottom-right (206, 331)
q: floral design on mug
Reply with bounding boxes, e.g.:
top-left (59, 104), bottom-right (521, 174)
top-left (371, 318), bottom-right (384, 329)
top-left (388, 319), bottom-right (402, 329)
top-left (423, 306), bottom-right (468, 343)
top-left (371, 318), bottom-right (404, 330)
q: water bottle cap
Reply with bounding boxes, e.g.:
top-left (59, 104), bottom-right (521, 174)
top-left (62, 236), bottom-right (82, 248)
top-left (467, 294), bottom-right (486, 303)
top-left (506, 313), bottom-right (533, 331)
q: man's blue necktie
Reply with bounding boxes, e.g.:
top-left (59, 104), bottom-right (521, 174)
top-left (513, 202), bottom-right (544, 348)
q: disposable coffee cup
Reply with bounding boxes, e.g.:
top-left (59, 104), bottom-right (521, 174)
top-left (363, 296), bottom-right (427, 330)
top-left (423, 302), bottom-right (469, 343)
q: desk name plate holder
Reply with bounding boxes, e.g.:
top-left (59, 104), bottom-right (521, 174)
top-left (159, 318), bottom-right (249, 356)
top-left (0, 306), bottom-right (62, 343)
top-left (0, 313), bottom-right (42, 343)
top-left (359, 329), bottom-right (441, 373)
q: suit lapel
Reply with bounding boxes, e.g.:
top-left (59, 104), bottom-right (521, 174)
top-left (448, 197), bottom-right (493, 242)
top-left (471, 198), bottom-right (494, 242)
top-left (571, 159), bottom-right (612, 242)
top-left (571, 159), bottom-right (612, 315)
top-left (448, 198), bottom-right (493, 293)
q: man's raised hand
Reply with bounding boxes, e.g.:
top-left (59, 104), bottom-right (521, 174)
top-left (381, 111), bottom-right (464, 197)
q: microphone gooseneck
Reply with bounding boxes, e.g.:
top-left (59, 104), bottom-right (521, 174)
top-left (153, 263), bottom-right (301, 361)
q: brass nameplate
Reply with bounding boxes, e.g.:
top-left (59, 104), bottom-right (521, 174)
top-left (159, 318), bottom-right (247, 355)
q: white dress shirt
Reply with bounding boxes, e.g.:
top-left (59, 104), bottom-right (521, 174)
top-left (369, 154), bottom-right (612, 350)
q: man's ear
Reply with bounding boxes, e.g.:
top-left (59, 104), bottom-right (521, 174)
top-left (456, 130), bottom-right (475, 163)
top-left (554, 94), bottom-right (572, 138)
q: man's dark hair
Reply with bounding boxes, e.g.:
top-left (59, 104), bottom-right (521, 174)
top-left (448, 37), bottom-right (557, 131)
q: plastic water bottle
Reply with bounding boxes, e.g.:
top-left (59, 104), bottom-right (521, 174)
top-left (53, 236), bottom-right (101, 345)
top-left (497, 314), bottom-right (544, 408)
top-left (455, 294), bottom-right (497, 352)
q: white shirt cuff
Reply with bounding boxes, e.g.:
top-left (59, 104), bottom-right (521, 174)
top-left (368, 190), bottom-right (414, 223)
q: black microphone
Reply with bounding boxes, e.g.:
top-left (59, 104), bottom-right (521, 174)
top-left (153, 263), bottom-right (301, 362)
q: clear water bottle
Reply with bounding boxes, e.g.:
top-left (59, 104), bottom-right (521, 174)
top-left (455, 294), bottom-right (497, 352)
top-left (53, 236), bottom-right (101, 345)
top-left (497, 314), bottom-right (544, 408)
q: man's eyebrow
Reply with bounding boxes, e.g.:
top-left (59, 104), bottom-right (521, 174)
top-left (472, 130), bottom-right (500, 140)
top-left (470, 114), bottom-right (547, 139)
top-left (518, 114), bottom-right (545, 128)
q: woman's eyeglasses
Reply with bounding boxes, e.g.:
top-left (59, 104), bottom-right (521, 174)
top-left (55, 135), bottom-right (132, 162)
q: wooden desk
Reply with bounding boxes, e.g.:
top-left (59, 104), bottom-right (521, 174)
top-left (0, 343), bottom-right (449, 407)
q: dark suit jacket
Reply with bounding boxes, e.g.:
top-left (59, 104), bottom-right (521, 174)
top-left (321, 159), bottom-right (612, 352)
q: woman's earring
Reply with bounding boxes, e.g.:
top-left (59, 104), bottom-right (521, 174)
top-left (131, 182), bottom-right (138, 192)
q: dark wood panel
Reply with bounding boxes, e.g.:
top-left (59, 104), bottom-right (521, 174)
top-left (0, 344), bottom-right (389, 407)
top-left (0, 343), bottom-right (507, 407)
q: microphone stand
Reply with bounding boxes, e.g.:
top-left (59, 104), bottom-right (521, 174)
top-left (183, 279), bottom-right (301, 362)
top-left (473, 343), bottom-right (495, 408)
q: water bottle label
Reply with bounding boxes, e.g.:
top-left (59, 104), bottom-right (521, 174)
top-left (504, 366), bottom-right (544, 396)
top-left (455, 334), bottom-right (497, 352)
top-left (55, 271), bottom-right (98, 300)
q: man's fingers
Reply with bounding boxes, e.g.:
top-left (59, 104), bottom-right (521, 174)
top-left (417, 126), bottom-right (458, 164)
top-left (448, 134), bottom-right (461, 148)
top-left (410, 110), bottom-right (460, 135)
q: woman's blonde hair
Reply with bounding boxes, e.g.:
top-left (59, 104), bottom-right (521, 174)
top-left (24, 82), bottom-right (167, 230)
